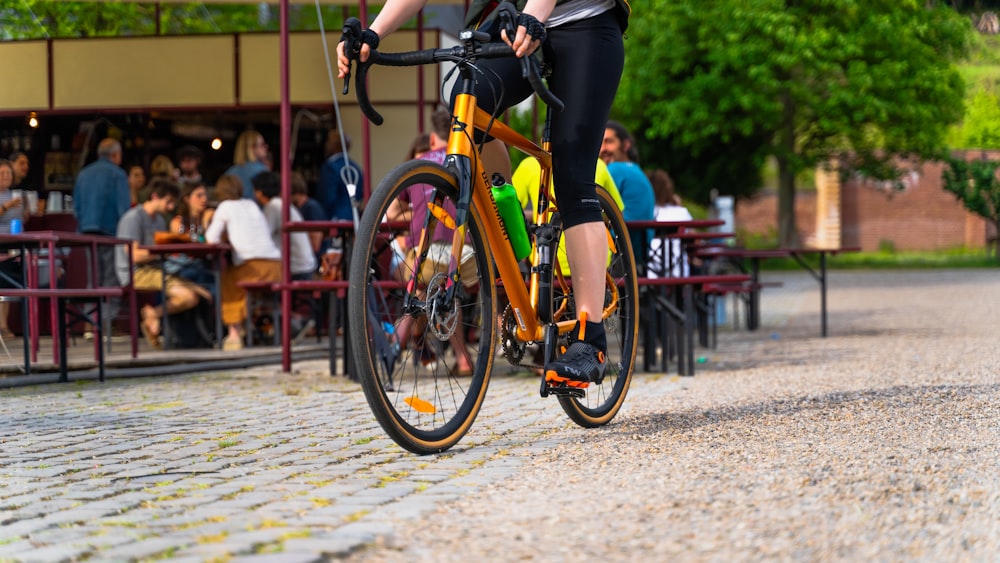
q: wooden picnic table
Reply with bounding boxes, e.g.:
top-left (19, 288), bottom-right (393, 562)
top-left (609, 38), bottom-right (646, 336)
top-left (696, 246), bottom-right (862, 336)
top-left (0, 230), bottom-right (135, 380)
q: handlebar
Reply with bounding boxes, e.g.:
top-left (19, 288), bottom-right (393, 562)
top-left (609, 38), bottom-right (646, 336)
top-left (340, 4), bottom-right (564, 126)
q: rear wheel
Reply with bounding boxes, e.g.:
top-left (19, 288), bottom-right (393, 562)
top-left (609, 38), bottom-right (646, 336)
top-left (348, 160), bottom-right (496, 455)
top-left (555, 187), bottom-right (638, 427)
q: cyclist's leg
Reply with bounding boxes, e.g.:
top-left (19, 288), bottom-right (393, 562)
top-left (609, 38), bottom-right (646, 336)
top-left (481, 139), bottom-right (513, 186)
top-left (449, 53), bottom-right (532, 181)
top-left (542, 10), bottom-right (625, 384)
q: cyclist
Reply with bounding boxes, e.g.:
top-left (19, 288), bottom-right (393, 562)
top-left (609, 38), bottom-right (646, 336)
top-left (338, 0), bottom-right (631, 387)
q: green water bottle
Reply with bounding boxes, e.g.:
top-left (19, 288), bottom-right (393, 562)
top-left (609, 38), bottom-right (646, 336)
top-left (490, 174), bottom-right (532, 261)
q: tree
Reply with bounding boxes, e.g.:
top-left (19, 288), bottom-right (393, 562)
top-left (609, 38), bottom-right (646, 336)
top-left (0, 2), bottom-right (350, 39)
top-left (955, 90), bottom-right (1000, 148)
top-left (617, 0), bottom-right (970, 246)
top-left (942, 157), bottom-right (1000, 258)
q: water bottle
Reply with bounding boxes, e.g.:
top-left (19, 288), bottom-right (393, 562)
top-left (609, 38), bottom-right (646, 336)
top-left (10, 219), bottom-right (22, 235)
top-left (490, 174), bottom-right (531, 261)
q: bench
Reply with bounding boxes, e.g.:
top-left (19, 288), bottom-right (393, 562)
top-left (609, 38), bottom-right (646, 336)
top-left (0, 287), bottom-right (124, 382)
top-left (238, 279), bottom-right (351, 376)
top-left (274, 279), bottom-right (352, 378)
top-left (636, 273), bottom-right (750, 376)
top-left (702, 280), bottom-right (784, 345)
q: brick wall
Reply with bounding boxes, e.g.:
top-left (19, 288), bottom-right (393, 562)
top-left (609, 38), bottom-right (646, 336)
top-left (734, 159), bottom-right (989, 251)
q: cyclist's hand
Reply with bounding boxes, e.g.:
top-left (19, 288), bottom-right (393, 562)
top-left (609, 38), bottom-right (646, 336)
top-left (503, 26), bottom-right (540, 57)
top-left (337, 28), bottom-right (380, 79)
top-left (337, 40), bottom-right (370, 78)
top-left (502, 12), bottom-right (546, 58)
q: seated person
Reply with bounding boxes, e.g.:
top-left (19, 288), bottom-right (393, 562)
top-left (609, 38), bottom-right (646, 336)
top-left (170, 180), bottom-right (215, 241)
top-left (253, 172), bottom-right (317, 281)
top-left (290, 172), bottom-right (325, 263)
top-left (254, 171), bottom-right (319, 339)
top-left (384, 112), bottom-right (476, 376)
top-left (204, 174), bottom-right (281, 351)
top-left (0, 158), bottom-right (23, 338)
top-left (646, 169), bottom-right (693, 278)
top-left (166, 180), bottom-right (216, 290)
top-left (115, 178), bottom-right (211, 349)
top-left (512, 156), bottom-right (624, 275)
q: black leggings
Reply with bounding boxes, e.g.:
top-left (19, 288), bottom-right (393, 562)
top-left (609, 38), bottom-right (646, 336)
top-left (454, 9), bottom-right (625, 229)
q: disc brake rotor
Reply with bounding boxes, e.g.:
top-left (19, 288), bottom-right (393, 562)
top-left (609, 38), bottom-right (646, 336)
top-left (425, 273), bottom-right (459, 341)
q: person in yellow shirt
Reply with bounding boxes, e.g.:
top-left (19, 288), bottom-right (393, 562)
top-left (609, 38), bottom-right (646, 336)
top-left (511, 157), bottom-right (624, 275)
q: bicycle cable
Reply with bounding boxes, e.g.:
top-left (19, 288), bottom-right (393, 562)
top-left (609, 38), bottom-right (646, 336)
top-left (315, 0), bottom-right (362, 227)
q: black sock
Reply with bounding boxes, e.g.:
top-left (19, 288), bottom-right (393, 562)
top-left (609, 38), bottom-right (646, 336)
top-left (579, 320), bottom-right (606, 352)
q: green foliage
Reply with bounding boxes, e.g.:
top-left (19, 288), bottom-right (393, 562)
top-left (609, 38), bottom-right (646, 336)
top-left (955, 90), bottom-right (1000, 148)
top-left (760, 247), bottom-right (997, 270)
top-left (617, 0), bottom-right (971, 244)
top-left (941, 157), bottom-right (1000, 258)
top-left (0, 2), bottom-right (353, 38)
top-left (948, 33), bottom-right (1000, 150)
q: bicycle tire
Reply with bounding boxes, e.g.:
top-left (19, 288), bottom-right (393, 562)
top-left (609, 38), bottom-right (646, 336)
top-left (555, 187), bottom-right (638, 427)
top-left (348, 160), bottom-right (497, 455)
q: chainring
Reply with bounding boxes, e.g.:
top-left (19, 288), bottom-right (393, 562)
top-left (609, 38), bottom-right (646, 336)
top-left (499, 304), bottom-right (527, 366)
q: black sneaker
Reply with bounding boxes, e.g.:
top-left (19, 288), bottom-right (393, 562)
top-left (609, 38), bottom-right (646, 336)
top-left (544, 312), bottom-right (606, 388)
top-left (544, 340), bottom-right (606, 388)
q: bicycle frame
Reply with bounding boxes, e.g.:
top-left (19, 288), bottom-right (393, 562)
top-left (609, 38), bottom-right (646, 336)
top-left (431, 91), bottom-right (616, 344)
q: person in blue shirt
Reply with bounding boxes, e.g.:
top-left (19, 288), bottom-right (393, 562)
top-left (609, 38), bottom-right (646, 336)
top-left (73, 137), bottom-right (132, 325)
top-left (224, 130), bottom-right (270, 200)
top-left (74, 138), bottom-right (130, 236)
top-left (291, 173), bottom-right (326, 223)
top-left (317, 131), bottom-right (363, 221)
top-left (601, 121), bottom-right (656, 274)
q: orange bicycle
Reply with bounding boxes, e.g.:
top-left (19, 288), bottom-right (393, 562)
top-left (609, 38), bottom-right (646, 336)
top-left (343, 7), bottom-right (638, 454)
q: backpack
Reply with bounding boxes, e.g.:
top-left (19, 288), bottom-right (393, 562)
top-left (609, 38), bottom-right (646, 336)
top-left (165, 299), bottom-right (215, 349)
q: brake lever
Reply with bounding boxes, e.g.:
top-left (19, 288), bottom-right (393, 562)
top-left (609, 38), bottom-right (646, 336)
top-left (341, 17), bottom-right (364, 95)
top-left (496, 2), bottom-right (519, 44)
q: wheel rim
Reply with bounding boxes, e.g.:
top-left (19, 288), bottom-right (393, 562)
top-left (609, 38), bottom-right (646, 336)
top-left (350, 161), bottom-right (495, 452)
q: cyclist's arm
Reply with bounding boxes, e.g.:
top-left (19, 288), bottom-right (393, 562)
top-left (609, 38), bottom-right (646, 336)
top-left (337, 0), bottom-right (429, 77)
top-left (369, 0), bottom-right (429, 41)
top-left (337, 0), bottom-right (560, 75)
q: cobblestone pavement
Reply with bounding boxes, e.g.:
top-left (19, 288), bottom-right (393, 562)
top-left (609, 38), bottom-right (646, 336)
top-left (1, 359), bottom-right (589, 562)
top-left (3, 269), bottom-right (999, 561)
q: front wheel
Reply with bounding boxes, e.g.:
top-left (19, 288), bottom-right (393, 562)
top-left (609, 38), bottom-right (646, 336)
top-left (556, 187), bottom-right (639, 427)
top-left (348, 160), bottom-right (497, 455)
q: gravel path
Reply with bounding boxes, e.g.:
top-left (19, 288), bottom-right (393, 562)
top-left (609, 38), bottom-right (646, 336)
top-left (350, 269), bottom-right (1000, 561)
top-left (2, 269), bottom-right (998, 562)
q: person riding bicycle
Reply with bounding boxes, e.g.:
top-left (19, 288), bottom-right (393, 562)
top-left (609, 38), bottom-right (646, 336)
top-left (338, 0), bottom-right (630, 387)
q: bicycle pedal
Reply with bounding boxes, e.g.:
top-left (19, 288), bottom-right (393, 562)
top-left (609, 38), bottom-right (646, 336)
top-left (544, 371), bottom-right (590, 389)
top-left (542, 373), bottom-right (588, 398)
top-left (544, 383), bottom-right (586, 399)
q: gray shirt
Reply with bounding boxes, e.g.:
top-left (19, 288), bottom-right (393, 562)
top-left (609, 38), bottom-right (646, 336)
top-left (115, 206), bottom-right (166, 286)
